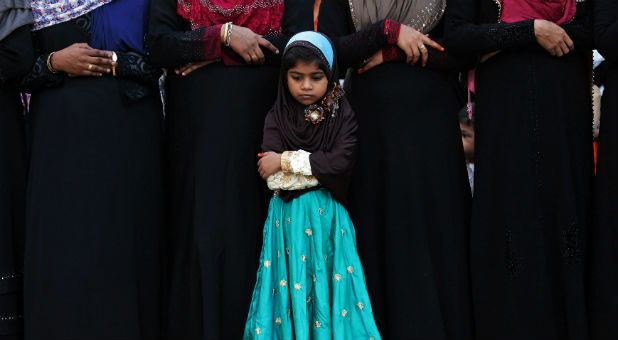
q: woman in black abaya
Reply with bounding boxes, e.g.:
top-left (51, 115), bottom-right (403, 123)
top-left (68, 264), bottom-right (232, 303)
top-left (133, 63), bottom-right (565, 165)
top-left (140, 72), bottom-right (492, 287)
top-left (21, 1), bottom-right (164, 338)
top-left (0, 2), bottom-right (33, 337)
top-left (588, 0), bottom-right (617, 337)
top-left (445, 0), bottom-right (594, 338)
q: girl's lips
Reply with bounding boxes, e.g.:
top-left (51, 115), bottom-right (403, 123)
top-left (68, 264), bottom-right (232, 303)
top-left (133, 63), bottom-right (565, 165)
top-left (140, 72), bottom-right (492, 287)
top-left (299, 95), bottom-right (314, 100)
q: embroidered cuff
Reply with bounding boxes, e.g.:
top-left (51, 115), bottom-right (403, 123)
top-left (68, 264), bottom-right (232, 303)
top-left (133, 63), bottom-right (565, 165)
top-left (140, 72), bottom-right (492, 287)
top-left (382, 45), bottom-right (405, 62)
top-left (384, 19), bottom-right (401, 45)
top-left (267, 171), bottom-right (319, 191)
top-left (281, 150), bottom-right (313, 175)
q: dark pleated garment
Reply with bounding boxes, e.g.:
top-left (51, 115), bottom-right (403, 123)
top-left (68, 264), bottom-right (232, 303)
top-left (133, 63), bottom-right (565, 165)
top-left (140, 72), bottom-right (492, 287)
top-left (163, 65), bottom-right (279, 338)
top-left (21, 16), bottom-right (165, 339)
top-left (588, 0), bottom-right (617, 337)
top-left (471, 48), bottom-right (592, 340)
top-left (346, 60), bottom-right (474, 339)
top-left (0, 24), bottom-right (33, 340)
top-left (0, 86), bottom-right (26, 339)
top-left (445, 0), bottom-right (594, 337)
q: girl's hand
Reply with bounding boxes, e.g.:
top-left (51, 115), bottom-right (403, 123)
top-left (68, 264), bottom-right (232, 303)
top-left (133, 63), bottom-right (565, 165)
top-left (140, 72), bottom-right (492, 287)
top-left (175, 60), bottom-right (218, 76)
top-left (534, 19), bottom-right (574, 57)
top-left (358, 49), bottom-right (383, 74)
top-left (257, 152), bottom-right (282, 179)
top-left (222, 25), bottom-right (279, 65)
top-left (397, 25), bottom-right (444, 66)
top-left (52, 43), bottom-right (115, 77)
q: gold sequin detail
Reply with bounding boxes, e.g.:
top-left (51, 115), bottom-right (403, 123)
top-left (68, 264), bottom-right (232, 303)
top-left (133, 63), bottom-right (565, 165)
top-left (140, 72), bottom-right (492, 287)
top-left (301, 255), bottom-right (307, 262)
top-left (287, 217), bottom-right (291, 224)
top-left (347, 266), bottom-right (354, 274)
top-left (357, 302), bottom-right (364, 310)
top-left (276, 220), bottom-right (280, 227)
top-left (341, 309), bottom-right (348, 317)
top-left (277, 250), bottom-right (281, 258)
top-left (287, 309), bottom-right (292, 316)
top-left (271, 289), bottom-right (276, 296)
top-left (294, 283), bottom-right (301, 290)
top-left (307, 296), bottom-right (312, 304)
top-left (264, 260), bottom-right (271, 268)
top-left (285, 248), bottom-right (290, 255)
top-left (305, 229), bottom-right (313, 236)
top-left (341, 229), bottom-right (345, 236)
top-left (324, 255), bottom-right (328, 262)
top-left (370, 338), bottom-right (375, 340)
top-left (315, 320), bottom-right (322, 328)
top-left (318, 208), bottom-right (323, 215)
top-left (280, 280), bottom-right (287, 287)
top-left (255, 328), bottom-right (261, 335)
top-left (275, 317), bottom-right (282, 325)
top-left (312, 274), bottom-right (317, 282)
top-left (334, 274), bottom-right (342, 281)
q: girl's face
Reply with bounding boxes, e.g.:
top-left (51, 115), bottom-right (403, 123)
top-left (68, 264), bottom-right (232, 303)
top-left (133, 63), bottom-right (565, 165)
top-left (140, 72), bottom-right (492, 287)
top-left (286, 60), bottom-right (328, 106)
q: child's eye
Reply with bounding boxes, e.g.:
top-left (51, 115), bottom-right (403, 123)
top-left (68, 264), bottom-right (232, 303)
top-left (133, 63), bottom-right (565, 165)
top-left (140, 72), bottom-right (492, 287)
top-left (312, 76), bottom-right (324, 81)
top-left (292, 76), bottom-right (301, 81)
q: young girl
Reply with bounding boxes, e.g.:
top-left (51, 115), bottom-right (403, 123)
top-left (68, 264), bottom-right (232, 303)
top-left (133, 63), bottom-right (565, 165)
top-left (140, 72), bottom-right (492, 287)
top-left (243, 31), bottom-right (381, 340)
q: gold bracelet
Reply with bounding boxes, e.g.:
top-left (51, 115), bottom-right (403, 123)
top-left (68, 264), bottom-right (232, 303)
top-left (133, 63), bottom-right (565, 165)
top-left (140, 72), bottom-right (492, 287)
top-left (222, 22), bottom-right (230, 45)
top-left (225, 22), bottom-right (233, 47)
top-left (111, 51), bottom-right (118, 77)
top-left (46, 52), bottom-right (59, 73)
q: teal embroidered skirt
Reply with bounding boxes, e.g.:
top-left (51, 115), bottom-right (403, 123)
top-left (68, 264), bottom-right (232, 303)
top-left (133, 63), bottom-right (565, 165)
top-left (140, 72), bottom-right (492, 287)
top-left (243, 190), bottom-right (381, 340)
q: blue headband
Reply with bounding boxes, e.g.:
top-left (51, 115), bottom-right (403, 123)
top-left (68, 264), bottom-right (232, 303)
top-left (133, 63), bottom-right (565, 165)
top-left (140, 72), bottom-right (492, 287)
top-left (285, 31), bottom-right (334, 69)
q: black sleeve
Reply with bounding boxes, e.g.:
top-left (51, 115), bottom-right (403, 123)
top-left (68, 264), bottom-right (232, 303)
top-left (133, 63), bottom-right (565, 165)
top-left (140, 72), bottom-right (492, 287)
top-left (148, 0), bottom-right (223, 67)
top-left (444, 0), bottom-right (536, 58)
top-left (563, 1), bottom-right (594, 53)
top-left (19, 53), bottom-right (64, 93)
top-left (334, 19), bottom-right (398, 70)
top-left (116, 51), bottom-right (161, 85)
top-left (594, 0), bottom-right (617, 62)
top-left (0, 25), bottom-right (34, 86)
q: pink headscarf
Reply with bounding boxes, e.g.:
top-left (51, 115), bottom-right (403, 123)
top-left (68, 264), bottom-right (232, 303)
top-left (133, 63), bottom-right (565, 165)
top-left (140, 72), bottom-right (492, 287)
top-left (499, 0), bottom-right (577, 25)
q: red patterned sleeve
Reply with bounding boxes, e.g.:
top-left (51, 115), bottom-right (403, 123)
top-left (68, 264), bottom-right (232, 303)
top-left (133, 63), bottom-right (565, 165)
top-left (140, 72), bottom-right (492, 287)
top-left (148, 0), bottom-right (244, 67)
top-left (384, 19), bottom-right (401, 45)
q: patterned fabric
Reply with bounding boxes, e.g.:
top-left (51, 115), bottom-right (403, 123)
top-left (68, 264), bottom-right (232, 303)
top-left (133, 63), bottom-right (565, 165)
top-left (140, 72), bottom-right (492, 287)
top-left (32, 0), bottom-right (111, 31)
top-left (281, 150), bottom-right (313, 176)
top-left (267, 171), bottom-right (318, 191)
top-left (176, 0), bottom-right (284, 35)
top-left (243, 190), bottom-right (381, 340)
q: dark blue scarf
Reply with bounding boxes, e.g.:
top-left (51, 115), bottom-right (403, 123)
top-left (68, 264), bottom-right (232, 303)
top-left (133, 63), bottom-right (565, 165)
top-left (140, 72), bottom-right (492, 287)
top-left (90, 0), bottom-right (149, 54)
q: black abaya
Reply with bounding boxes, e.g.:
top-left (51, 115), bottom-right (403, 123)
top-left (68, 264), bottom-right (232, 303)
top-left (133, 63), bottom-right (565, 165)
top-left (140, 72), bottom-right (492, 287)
top-left (588, 0), bottom-right (617, 337)
top-left (346, 22), bottom-right (475, 340)
top-left (20, 15), bottom-right (164, 339)
top-left (445, 0), bottom-right (594, 338)
top-left (148, 1), bottom-right (280, 337)
top-left (0, 25), bottom-right (32, 339)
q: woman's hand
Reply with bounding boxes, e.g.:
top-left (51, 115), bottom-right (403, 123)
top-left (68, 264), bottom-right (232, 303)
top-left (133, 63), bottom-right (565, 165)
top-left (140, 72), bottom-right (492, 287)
top-left (358, 49), bottom-right (383, 74)
top-left (175, 60), bottom-right (218, 76)
top-left (51, 43), bottom-right (115, 76)
top-left (257, 152), bottom-right (282, 179)
top-left (222, 25), bottom-right (279, 65)
top-left (534, 19), bottom-right (574, 57)
top-left (397, 25), bottom-right (444, 66)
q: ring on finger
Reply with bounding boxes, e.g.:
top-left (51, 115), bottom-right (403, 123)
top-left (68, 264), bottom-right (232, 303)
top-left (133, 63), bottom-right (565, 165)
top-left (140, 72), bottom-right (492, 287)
top-left (88, 64), bottom-right (94, 71)
top-left (419, 44), bottom-right (426, 51)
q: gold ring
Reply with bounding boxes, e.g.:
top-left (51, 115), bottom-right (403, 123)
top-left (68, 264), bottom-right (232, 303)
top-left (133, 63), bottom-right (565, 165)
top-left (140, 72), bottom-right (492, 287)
top-left (419, 44), bottom-right (426, 51)
top-left (88, 64), bottom-right (94, 71)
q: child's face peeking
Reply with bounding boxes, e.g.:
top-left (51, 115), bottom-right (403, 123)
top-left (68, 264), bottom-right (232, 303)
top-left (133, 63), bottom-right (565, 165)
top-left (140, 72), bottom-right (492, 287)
top-left (286, 60), bottom-right (329, 106)
top-left (460, 122), bottom-right (475, 163)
